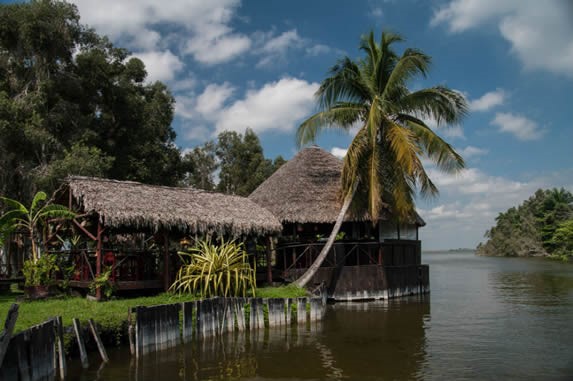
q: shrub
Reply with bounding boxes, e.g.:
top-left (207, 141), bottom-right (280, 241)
top-left (170, 238), bottom-right (256, 298)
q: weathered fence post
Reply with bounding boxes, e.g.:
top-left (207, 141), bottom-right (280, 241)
top-left (73, 318), bottom-right (89, 368)
top-left (0, 303), bottom-right (18, 368)
top-left (88, 319), bottom-right (109, 362)
top-left (55, 316), bottom-right (66, 379)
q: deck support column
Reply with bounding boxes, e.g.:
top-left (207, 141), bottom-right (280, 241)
top-left (95, 221), bottom-right (103, 300)
top-left (163, 230), bottom-right (170, 291)
top-left (266, 236), bottom-right (274, 285)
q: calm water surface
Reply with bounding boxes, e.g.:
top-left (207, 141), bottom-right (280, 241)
top-left (70, 252), bottom-right (573, 380)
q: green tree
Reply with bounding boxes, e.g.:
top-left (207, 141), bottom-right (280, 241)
top-left (181, 141), bottom-right (218, 190)
top-left (295, 31), bottom-right (467, 286)
top-left (216, 129), bottom-right (285, 196)
top-left (551, 220), bottom-right (573, 260)
top-left (0, 0), bottom-right (183, 201)
top-left (478, 188), bottom-right (573, 258)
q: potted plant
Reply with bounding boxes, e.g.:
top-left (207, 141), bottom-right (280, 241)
top-left (22, 254), bottom-right (59, 298)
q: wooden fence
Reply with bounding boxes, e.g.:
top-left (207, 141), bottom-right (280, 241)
top-left (132, 296), bottom-right (327, 357)
top-left (0, 319), bottom-right (57, 380)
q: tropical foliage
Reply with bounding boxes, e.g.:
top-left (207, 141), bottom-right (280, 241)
top-left (170, 238), bottom-right (256, 298)
top-left (0, 191), bottom-right (75, 262)
top-left (476, 188), bottom-right (573, 260)
top-left (294, 30), bottom-right (467, 286)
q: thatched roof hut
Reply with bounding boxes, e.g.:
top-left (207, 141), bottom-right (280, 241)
top-left (62, 176), bottom-right (282, 237)
top-left (249, 146), bottom-right (425, 226)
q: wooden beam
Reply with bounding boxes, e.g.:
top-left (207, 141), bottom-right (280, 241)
top-left (95, 221), bottom-right (103, 300)
top-left (73, 219), bottom-right (97, 241)
top-left (266, 236), bottom-right (274, 285)
top-left (163, 230), bottom-right (170, 291)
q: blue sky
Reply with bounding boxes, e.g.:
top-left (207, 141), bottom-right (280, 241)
top-left (22, 1), bottom-right (573, 249)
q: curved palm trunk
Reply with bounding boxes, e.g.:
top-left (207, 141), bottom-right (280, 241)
top-left (294, 184), bottom-right (357, 288)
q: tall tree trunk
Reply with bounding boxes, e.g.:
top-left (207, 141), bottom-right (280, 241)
top-left (294, 184), bottom-right (357, 288)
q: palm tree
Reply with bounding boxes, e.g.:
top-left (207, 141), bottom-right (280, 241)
top-left (294, 30), bottom-right (467, 287)
top-left (0, 191), bottom-right (75, 263)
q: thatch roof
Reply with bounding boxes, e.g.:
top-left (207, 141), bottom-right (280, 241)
top-left (248, 146), bottom-right (425, 226)
top-left (63, 176), bottom-right (282, 237)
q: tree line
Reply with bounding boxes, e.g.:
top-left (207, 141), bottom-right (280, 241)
top-left (476, 188), bottom-right (573, 261)
top-left (0, 0), bottom-right (282, 204)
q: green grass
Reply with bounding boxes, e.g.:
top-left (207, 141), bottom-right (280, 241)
top-left (0, 290), bottom-right (198, 333)
top-left (0, 284), bottom-right (308, 334)
top-left (255, 284), bottom-right (308, 299)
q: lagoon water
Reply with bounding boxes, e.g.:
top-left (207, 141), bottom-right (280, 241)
top-left (69, 252), bottom-right (573, 380)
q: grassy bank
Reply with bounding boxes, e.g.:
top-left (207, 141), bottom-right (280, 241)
top-left (0, 284), bottom-right (308, 335)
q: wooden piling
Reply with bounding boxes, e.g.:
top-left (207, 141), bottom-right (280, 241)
top-left (88, 319), bottom-right (109, 362)
top-left (182, 301), bottom-right (195, 342)
top-left (296, 298), bottom-right (307, 324)
top-left (73, 318), bottom-right (89, 368)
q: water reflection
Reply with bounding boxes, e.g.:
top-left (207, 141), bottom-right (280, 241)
top-left (322, 296), bottom-right (430, 380)
top-left (491, 269), bottom-right (573, 307)
top-left (69, 298), bottom-right (429, 381)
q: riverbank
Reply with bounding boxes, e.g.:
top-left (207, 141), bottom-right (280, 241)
top-left (0, 284), bottom-right (308, 352)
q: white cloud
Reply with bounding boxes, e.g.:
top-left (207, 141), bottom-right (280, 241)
top-left (469, 89), bottom-right (506, 112)
top-left (185, 32), bottom-right (252, 65)
top-left (132, 50), bottom-right (184, 82)
top-left (458, 146), bottom-right (488, 159)
top-left (215, 78), bottom-right (320, 134)
top-left (431, 0), bottom-right (573, 77)
top-left (306, 44), bottom-right (332, 56)
top-left (71, 0), bottom-right (251, 65)
top-left (491, 112), bottom-right (544, 141)
top-left (177, 78), bottom-right (320, 139)
top-left (195, 83), bottom-right (235, 117)
top-left (330, 147), bottom-right (348, 158)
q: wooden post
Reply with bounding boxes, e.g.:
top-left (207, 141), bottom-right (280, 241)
top-left (163, 230), bottom-right (170, 291)
top-left (55, 316), bottom-right (67, 379)
top-left (72, 319), bottom-right (89, 368)
top-left (0, 303), bottom-right (18, 368)
top-left (88, 319), bottom-right (108, 362)
top-left (266, 236), bottom-right (274, 285)
top-left (95, 221), bottom-right (103, 300)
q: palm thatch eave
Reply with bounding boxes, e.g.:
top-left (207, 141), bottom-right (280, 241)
top-left (249, 146), bottom-right (425, 226)
top-left (60, 176), bottom-right (282, 237)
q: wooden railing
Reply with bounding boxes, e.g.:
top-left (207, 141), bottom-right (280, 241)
top-left (276, 240), bottom-right (421, 277)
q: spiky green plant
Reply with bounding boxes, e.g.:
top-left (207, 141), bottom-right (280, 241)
top-left (169, 238), bottom-right (256, 298)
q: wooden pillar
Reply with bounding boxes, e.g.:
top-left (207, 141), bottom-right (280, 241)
top-left (266, 236), bottom-right (274, 285)
top-left (95, 221), bottom-right (103, 300)
top-left (163, 230), bottom-right (170, 291)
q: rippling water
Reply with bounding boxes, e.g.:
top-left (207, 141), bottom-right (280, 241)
top-left (69, 252), bottom-right (573, 380)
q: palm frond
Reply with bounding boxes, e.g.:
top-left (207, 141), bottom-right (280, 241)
top-left (398, 86), bottom-right (468, 126)
top-left (297, 104), bottom-right (364, 147)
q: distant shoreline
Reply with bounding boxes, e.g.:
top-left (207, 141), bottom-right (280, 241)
top-left (424, 248), bottom-right (475, 254)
